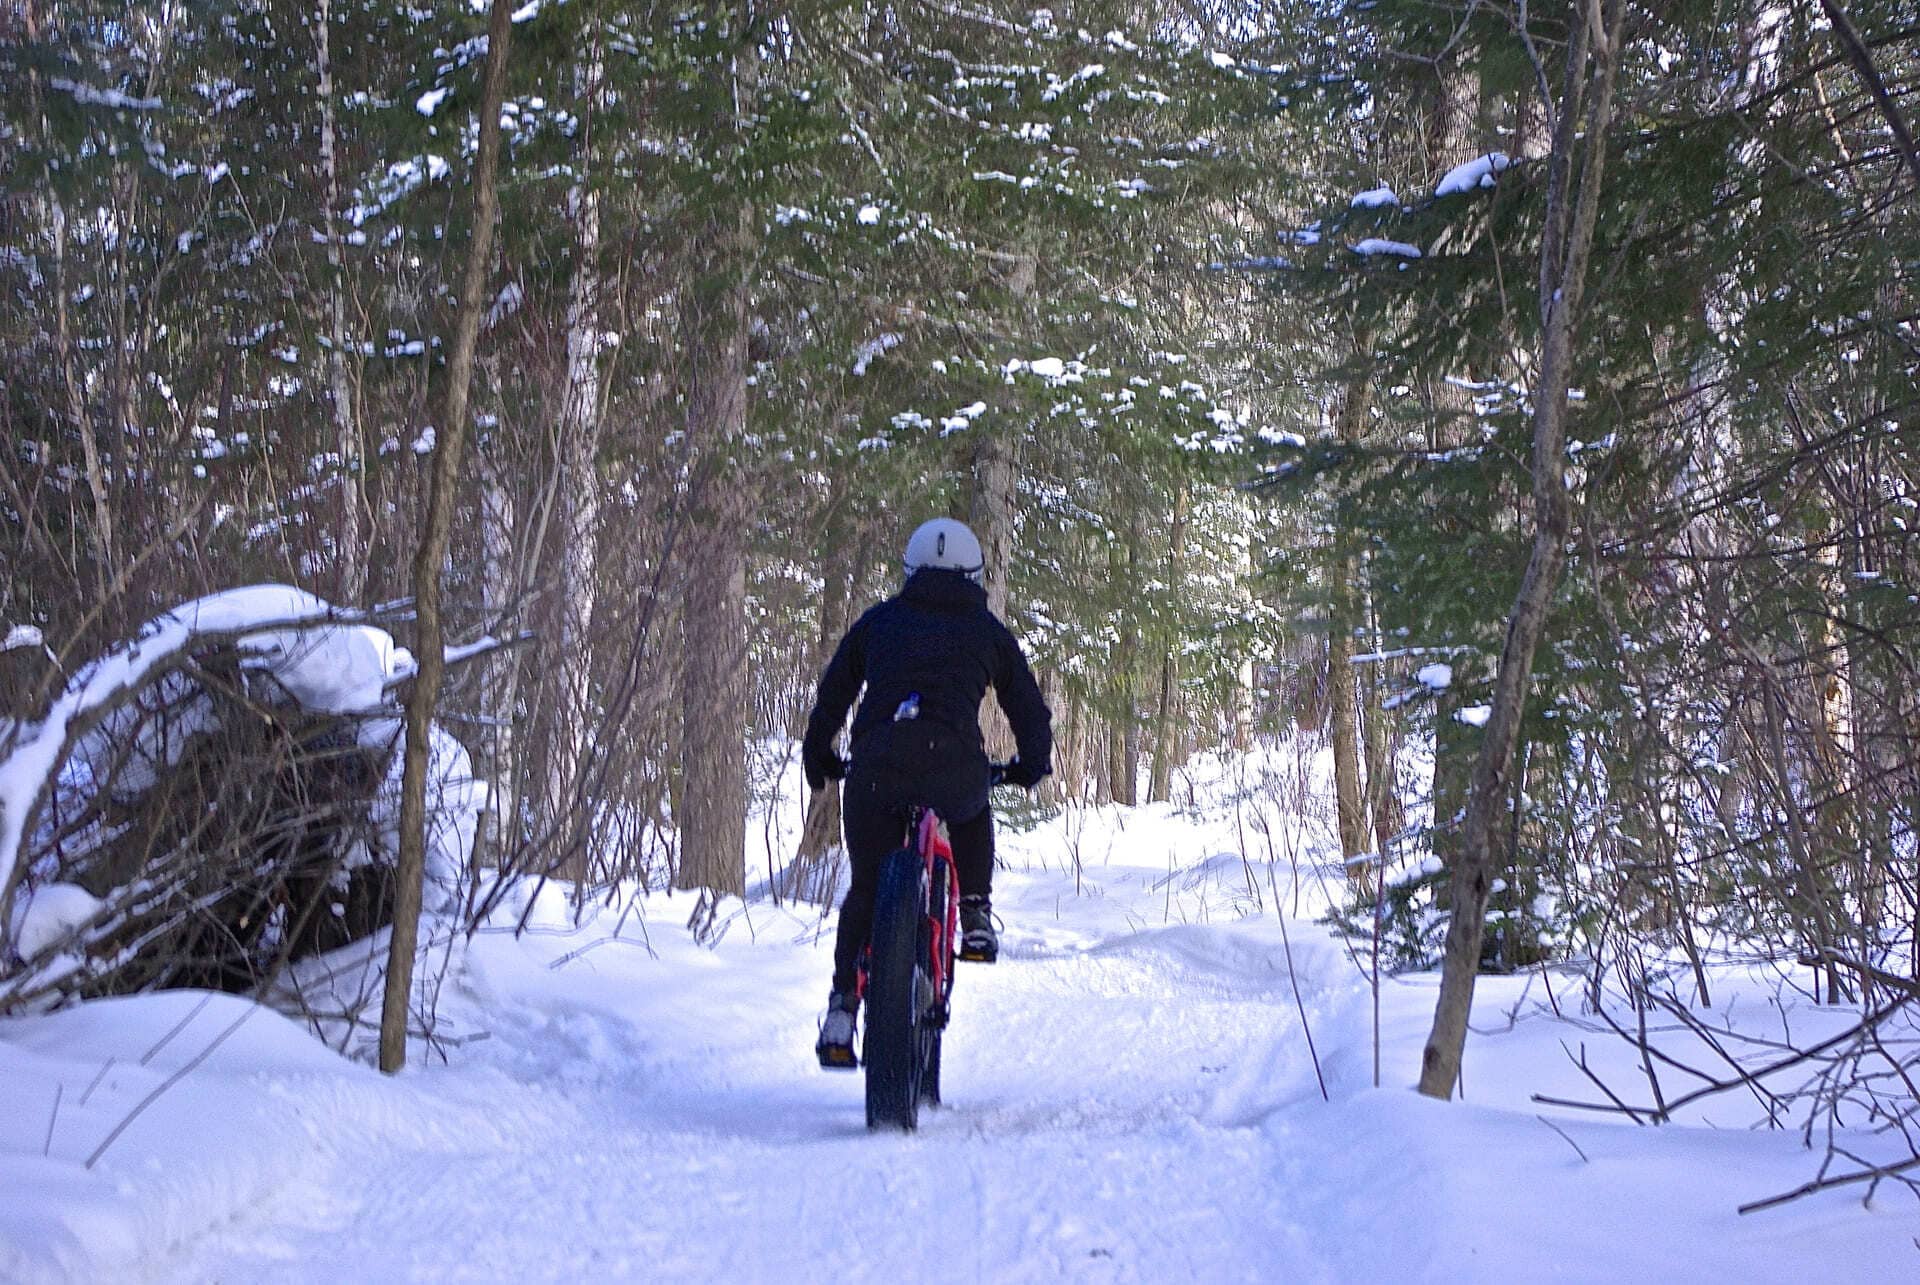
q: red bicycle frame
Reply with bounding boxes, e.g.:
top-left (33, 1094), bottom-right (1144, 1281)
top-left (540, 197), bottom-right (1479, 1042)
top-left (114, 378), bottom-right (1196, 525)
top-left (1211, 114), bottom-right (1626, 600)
top-left (856, 805), bottom-right (959, 1011)
top-left (918, 808), bottom-right (959, 1006)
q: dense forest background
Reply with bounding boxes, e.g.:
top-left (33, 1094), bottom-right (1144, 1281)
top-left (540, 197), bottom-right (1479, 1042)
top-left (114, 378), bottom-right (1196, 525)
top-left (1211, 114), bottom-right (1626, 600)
top-left (3, 0), bottom-right (1917, 1099)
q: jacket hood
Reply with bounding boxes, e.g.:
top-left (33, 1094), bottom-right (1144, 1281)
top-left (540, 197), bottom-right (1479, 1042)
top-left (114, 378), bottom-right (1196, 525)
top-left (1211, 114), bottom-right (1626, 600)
top-left (900, 567), bottom-right (989, 611)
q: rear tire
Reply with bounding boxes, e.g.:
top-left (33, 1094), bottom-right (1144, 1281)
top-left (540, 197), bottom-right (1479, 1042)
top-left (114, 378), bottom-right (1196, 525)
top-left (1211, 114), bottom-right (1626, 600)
top-left (865, 849), bottom-right (925, 1130)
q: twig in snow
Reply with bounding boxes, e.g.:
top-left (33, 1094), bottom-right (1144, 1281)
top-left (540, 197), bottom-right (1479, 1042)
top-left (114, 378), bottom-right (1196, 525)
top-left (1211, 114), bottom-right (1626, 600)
top-left (1535, 1113), bottom-right (1589, 1163)
top-left (1266, 862), bottom-right (1329, 1102)
top-left (140, 993), bottom-right (216, 1066)
top-left (87, 1002), bottom-right (262, 1169)
top-left (1558, 1041), bottom-right (1649, 1124)
top-left (44, 1083), bottom-right (62, 1157)
top-left (77, 1057), bottom-right (114, 1106)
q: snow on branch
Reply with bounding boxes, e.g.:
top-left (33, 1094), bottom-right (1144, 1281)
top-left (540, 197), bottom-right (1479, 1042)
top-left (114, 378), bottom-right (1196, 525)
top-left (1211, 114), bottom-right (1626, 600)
top-left (3, 588), bottom-right (349, 911)
top-left (0, 587), bottom-right (504, 931)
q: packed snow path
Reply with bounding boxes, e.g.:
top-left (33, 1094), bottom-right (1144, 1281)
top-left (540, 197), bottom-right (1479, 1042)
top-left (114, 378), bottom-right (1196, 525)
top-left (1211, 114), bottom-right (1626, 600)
top-left (152, 873), bottom-right (1349, 1282)
top-left (9, 806), bottom-right (1917, 1282)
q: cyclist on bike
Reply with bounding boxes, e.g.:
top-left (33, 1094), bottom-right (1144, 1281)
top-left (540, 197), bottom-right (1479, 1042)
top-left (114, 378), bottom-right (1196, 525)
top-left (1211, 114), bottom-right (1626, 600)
top-left (803, 517), bottom-right (1052, 1068)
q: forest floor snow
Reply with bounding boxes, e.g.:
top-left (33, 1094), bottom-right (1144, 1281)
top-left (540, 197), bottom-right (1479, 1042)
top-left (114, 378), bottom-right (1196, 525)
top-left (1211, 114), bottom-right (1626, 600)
top-left (4, 774), bottom-right (1917, 1282)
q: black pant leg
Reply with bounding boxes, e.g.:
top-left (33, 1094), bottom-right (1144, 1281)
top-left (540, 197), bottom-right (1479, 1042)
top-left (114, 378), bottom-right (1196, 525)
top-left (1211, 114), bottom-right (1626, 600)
top-left (832, 771), bottom-right (910, 994)
top-left (947, 807), bottom-right (995, 900)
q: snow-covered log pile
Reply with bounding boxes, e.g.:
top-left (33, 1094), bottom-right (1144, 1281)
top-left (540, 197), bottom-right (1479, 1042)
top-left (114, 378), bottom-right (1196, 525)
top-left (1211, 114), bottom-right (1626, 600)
top-left (0, 586), bottom-right (488, 1015)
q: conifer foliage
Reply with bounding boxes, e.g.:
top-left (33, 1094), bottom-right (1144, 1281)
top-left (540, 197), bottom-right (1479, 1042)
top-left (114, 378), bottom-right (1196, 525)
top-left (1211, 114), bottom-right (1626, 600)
top-left (2, 0), bottom-right (1915, 1141)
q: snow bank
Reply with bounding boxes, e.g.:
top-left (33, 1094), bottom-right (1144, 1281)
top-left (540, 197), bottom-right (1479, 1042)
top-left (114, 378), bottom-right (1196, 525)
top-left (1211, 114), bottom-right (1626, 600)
top-left (3, 585), bottom-right (480, 974)
top-left (0, 991), bottom-right (381, 1284)
top-left (2, 586), bottom-right (339, 904)
top-left (3, 735), bottom-right (1909, 1280)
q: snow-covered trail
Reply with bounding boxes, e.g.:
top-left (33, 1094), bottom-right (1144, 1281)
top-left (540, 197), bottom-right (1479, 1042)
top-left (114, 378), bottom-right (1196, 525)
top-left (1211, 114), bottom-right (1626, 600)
top-left (10, 779), bottom-right (1918, 1283)
top-left (149, 869), bottom-right (1353, 1283)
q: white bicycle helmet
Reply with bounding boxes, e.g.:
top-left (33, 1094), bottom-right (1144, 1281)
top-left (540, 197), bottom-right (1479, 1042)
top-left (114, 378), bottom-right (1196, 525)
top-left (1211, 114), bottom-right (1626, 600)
top-left (903, 517), bottom-right (985, 583)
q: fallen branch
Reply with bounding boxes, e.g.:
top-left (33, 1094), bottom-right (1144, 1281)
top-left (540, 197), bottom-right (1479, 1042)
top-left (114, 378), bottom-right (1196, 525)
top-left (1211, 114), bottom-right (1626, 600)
top-left (1738, 1152), bottom-right (1920, 1215)
top-left (1532, 995), bottom-right (1914, 1122)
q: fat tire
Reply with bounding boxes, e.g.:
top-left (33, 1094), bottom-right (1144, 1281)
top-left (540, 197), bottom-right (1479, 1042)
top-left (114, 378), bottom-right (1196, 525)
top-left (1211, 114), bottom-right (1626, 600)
top-left (865, 848), bottom-right (925, 1130)
top-left (920, 857), bottom-right (954, 1109)
top-left (922, 1028), bottom-right (942, 1107)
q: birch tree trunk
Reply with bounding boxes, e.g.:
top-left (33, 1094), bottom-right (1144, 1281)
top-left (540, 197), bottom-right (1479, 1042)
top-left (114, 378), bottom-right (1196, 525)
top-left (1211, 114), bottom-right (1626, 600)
top-left (316, 0), bottom-right (365, 603)
top-left (1813, 530), bottom-right (1856, 999)
top-left (379, 0), bottom-right (515, 1073)
top-left (1420, 0), bottom-right (1626, 1099)
top-left (478, 412), bottom-right (522, 871)
top-left (547, 49), bottom-right (607, 867)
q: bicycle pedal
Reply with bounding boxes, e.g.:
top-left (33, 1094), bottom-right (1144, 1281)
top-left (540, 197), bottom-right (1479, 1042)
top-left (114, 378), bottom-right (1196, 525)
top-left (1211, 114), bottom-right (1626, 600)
top-left (817, 1044), bottom-right (859, 1071)
top-left (958, 946), bottom-right (998, 963)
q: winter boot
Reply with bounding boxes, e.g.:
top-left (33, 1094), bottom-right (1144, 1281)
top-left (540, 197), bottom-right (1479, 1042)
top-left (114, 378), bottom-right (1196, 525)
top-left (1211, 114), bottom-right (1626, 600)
top-left (959, 895), bottom-right (998, 963)
top-left (815, 990), bottom-right (859, 1070)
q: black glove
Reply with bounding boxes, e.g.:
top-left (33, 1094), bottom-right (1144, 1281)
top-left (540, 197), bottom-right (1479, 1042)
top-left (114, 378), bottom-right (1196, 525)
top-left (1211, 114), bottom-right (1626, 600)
top-left (803, 743), bottom-right (849, 792)
top-left (1001, 756), bottom-right (1050, 790)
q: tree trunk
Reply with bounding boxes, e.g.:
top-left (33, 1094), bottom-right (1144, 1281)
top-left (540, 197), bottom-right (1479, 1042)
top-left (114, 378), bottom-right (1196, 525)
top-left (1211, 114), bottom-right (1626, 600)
top-left (1234, 523), bottom-right (1258, 751)
top-left (1110, 534), bottom-right (1139, 807)
top-left (316, 0), bottom-right (365, 604)
top-left (1328, 618), bottom-right (1367, 875)
top-left (1812, 530), bottom-right (1856, 1001)
top-left (1148, 486), bottom-right (1188, 804)
top-left (52, 203), bottom-right (116, 603)
top-left (1432, 685), bottom-right (1470, 871)
top-left (675, 205), bottom-right (755, 900)
top-left (1326, 349), bottom-right (1376, 881)
top-left (1057, 688), bottom-right (1085, 803)
top-left (1092, 705), bottom-right (1111, 803)
top-left (677, 500), bottom-right (751, 898)
top-left (477, 392), bottom-right (521, 873)
top-left (1360, 578), bottom-right (1403, 854)
top-left (1815, 0), bottom-right (1920, 190)
top-left (789, 491), bottom-right (862, 903)
top-left (971, 433), bottom-right (1018, 760)
top-left (379, 0), bottom-right (515, 1074)
top-left (1425, 50), bottom-right (1479, 874)
top-left (1233, 658), bottom-right (1256, 752)
top-left (547, 49), bottom-right (607, 870)
top-left (1420, 0), bottom-right (1625, 1099)
top-left (1430, 53), bottom-right (1481, 170)
top-left (1360, 663), bottom-right (1399, 849)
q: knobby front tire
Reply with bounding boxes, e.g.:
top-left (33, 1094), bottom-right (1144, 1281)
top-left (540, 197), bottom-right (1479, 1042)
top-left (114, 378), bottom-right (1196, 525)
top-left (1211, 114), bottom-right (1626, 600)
top-left (865, 848), bottom-right (925, 1130)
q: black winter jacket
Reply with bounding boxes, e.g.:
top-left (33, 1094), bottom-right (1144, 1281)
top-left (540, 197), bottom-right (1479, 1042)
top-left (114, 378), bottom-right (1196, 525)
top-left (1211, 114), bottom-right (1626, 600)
top-left (803, 569), bottom-right (1052, 785)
